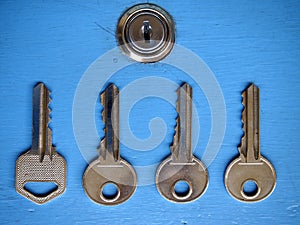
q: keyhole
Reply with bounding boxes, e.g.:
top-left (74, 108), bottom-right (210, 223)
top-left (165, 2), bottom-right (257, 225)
top-left (142, 20), bottom-right (152, 43)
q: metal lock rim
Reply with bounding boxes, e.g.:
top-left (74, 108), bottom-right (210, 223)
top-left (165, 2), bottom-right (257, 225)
top-left (116, 3), bottom-right (175, 63)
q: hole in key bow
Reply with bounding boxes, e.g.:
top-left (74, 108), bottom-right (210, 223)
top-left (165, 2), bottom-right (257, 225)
top-left (173, 180), bottom-right (192, 199)
top-left (242, 180), bottom-right (259, 197)
top-left (24, 182), bottom-right (58, 197)
top-left (100, 182), bottom-right (120, 202)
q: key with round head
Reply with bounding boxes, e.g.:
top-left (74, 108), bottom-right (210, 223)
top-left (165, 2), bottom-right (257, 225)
top-left (82, 84), bottom-right (137, 205)
top-left (224, 84), bottom-right (276, 202)
top-left (156, 83), bottom-right (208, 203)
top-left (15, 83), bottom-right (67, 204)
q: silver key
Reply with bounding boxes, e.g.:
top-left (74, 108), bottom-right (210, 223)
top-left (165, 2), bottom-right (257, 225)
top-left (156, 83), bottom-right (208, 203)
top-left (15, 83), bottom-right (66, 204)
top-left (83, 84), bottom-right (137, 205)
top-left (225, 84), bottom-right (276, 202)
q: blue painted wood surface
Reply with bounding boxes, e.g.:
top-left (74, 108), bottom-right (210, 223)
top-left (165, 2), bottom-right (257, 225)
top-left (1, 0), bottom-right (300, 224)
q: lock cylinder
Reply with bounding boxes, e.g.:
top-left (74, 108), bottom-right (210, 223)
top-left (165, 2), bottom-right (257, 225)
top-left (117, 3), bottom-right (175, 63)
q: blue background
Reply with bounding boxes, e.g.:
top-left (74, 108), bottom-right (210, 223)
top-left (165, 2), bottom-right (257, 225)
top-left (1, 0), bottom-right (300, 224)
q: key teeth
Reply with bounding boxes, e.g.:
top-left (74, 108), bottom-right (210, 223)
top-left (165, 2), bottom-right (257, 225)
top-left (170, 112), bottom-right (179, 156)
top-left (170, 83), bottom-right (190, 156)
top-left (99, 102), bottom-right (105, 158)
top-left (47, 89), bottom-right (52, 129)
top-left (48, 102), bottom-right (55, 158)
top-left (46, 84), bottom-right (55, 157)
top-left (35, 82), bottom-right (52, 127)
top-left (100, 83), bottom-right (118, 134)
top-left (36, 82), bottom-right (55, 158)
top-left (100, 94), bottom-right (105, 134)
top-left (239, 88), bottom-right (247, 158)
top-left (100, 87), bottom-right (107, 147)
top-left (98, 83), bottom-right (120, 162)
top-left (239, 84), bottom-right (258, 158)
top-left (170, 87), bottom-right (180, 155)
top-left (97, 138), bottom-right (106, 160)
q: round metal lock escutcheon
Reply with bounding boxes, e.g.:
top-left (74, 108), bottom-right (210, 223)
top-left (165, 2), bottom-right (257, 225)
top-left (117, 4), bottom-right (175, 63)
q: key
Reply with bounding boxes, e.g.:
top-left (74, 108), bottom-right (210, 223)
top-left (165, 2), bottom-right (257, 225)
top-left (82, 84), bottom-right (137, 205)
top-left (15, 83), bottom-right (66, 204)
top-left (224, 84), bottom-right (276, 202)
top-left (156, 83), bottom-right (208, 203)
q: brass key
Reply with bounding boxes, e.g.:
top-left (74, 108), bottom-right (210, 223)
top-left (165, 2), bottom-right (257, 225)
top-left (82, 84), bottom-right (137, 205)
top-left (156, 83), bottom-right (208, 203)
top-left (224, 84), bottom-right (276, 202)
top-left (15, 83), bottom-right (66, 204)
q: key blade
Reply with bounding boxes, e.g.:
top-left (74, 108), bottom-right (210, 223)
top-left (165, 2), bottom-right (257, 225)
top-left (239, 84), bottom-right (260, 163)
top-left (171, 83), bottom-right (193, 163)
top-left (31, 83), bottom-right (53, 162)
top-left (98, 83), bottom-right (120, 163)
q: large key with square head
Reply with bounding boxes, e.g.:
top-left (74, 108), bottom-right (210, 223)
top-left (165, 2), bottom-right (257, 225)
top-left (156, 83), bottom-right (208, 203)
top-left (224, 84), bottom-right (276, 202)
top-left (83, 84), bottom-right (137, 205)
top-left (15, 83), bottom-right (66, 204)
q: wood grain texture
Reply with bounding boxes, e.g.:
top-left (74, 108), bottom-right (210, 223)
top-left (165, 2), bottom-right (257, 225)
top-left (0, 0), bottom-right (300, 224)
